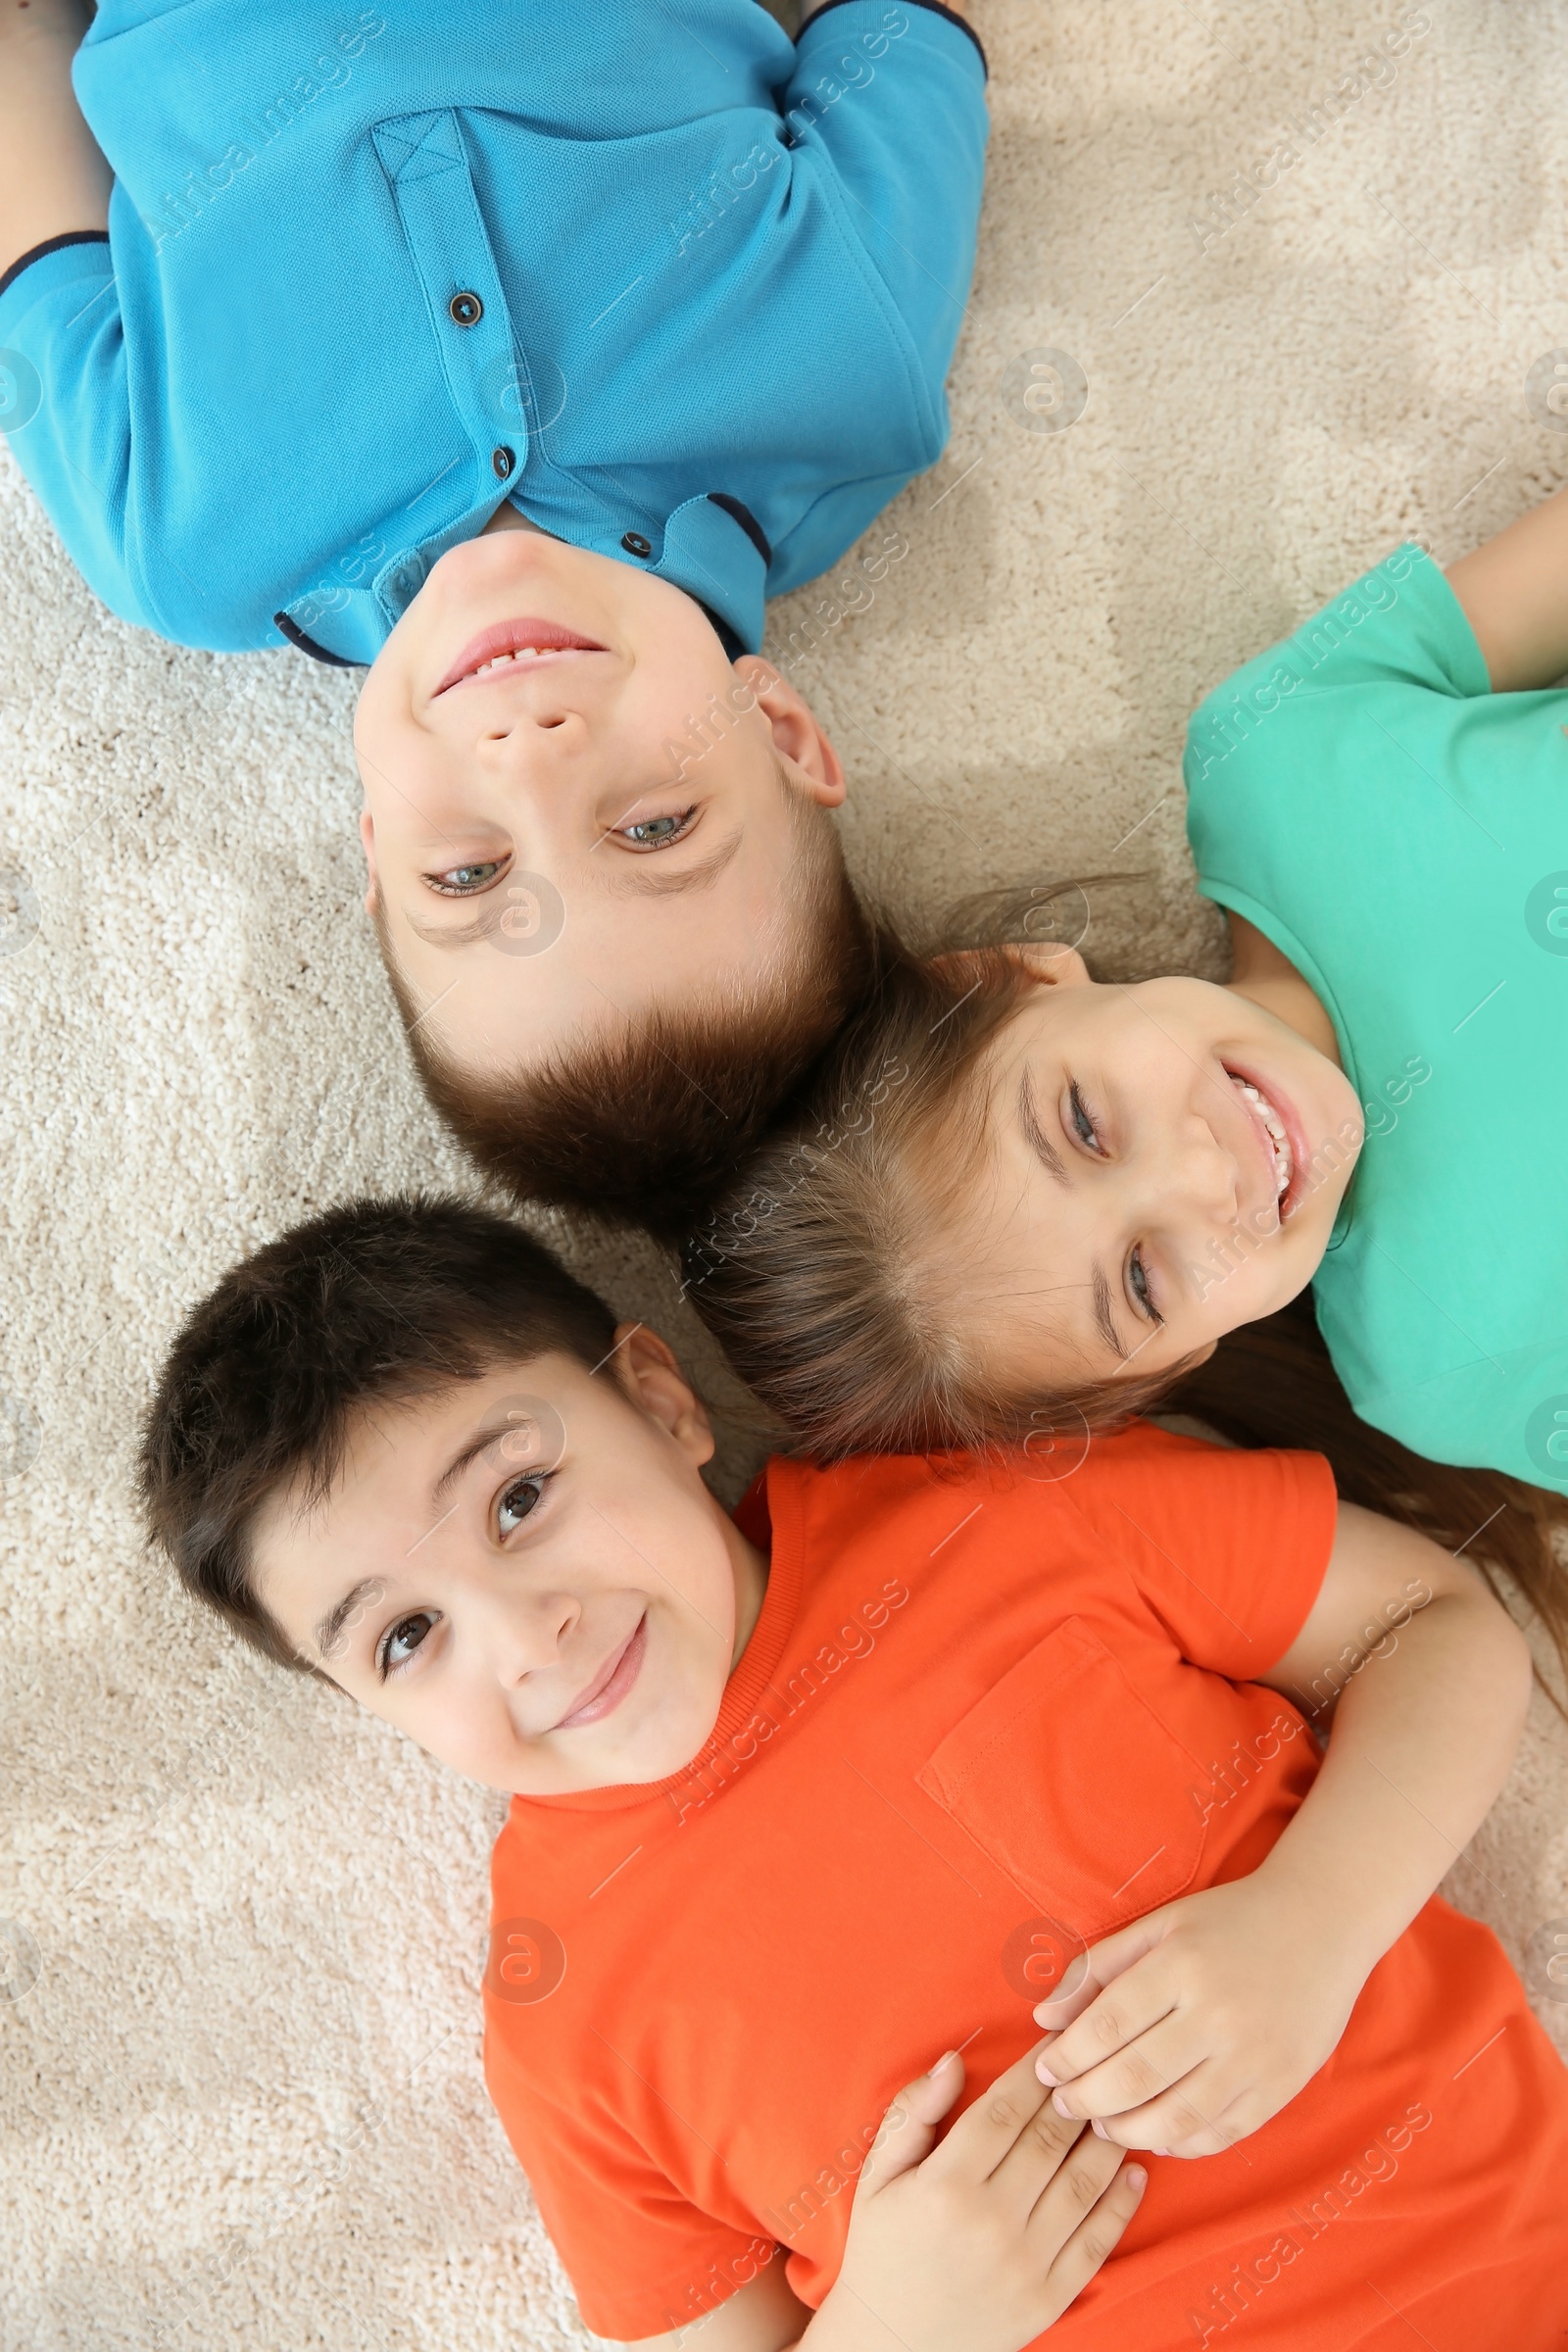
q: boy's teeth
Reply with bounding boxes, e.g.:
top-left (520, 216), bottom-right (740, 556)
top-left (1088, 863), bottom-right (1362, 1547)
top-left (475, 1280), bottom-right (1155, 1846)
top-left (1231, 1075), bottom-right (1294, 1200)
top-left (474, 647), bottom-right (546, 674)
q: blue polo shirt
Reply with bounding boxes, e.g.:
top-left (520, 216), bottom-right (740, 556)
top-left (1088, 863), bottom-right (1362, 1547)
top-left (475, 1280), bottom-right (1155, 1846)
top-left (0, 0), bottom-right (987, 662)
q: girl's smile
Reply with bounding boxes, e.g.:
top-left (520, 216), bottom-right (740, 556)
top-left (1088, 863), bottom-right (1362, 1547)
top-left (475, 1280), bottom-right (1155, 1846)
top-left (964, 945), bottom-right (1365, 1395)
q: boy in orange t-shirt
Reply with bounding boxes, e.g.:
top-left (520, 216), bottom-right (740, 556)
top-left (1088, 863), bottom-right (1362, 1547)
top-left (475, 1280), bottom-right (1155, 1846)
top-left (141, 1200), bottom-right (1568, 2352)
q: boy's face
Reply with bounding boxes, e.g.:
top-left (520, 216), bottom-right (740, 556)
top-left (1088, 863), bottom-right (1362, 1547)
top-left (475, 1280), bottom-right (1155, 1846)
top-left (251, 1333), bottom-right (768, 1795)
top-left (353, 530), bottom-right (845, 1077)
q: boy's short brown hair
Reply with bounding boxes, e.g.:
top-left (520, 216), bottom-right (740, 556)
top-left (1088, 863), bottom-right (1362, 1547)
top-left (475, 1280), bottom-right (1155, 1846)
top-left (375, 798), bottom-right (874, 1243)
top-left (140, 1196), bottom-right (618, 1672)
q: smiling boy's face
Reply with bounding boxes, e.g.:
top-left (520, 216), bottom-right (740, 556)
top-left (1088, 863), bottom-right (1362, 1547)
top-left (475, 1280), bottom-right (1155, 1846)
top-left (250, 1332), bottom-right (767, 1795)
top-left (353, 527), bottom-right (846, 1078)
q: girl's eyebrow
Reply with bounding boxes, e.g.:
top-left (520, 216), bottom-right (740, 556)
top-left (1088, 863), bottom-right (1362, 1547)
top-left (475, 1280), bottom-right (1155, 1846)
top-left (1018, 1071), bottom-right (1068, 1184)
top-left (1091, 1264), bottom-right (1130, 1361)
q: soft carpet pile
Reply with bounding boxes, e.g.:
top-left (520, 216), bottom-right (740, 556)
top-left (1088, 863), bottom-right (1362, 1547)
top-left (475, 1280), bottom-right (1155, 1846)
top-left (4, 4), bottom-right (1566, 2345)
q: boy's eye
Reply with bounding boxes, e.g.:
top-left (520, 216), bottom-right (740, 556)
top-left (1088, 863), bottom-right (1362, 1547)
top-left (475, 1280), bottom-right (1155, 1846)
top-left (426, 857), bottom-right (509, 896)
top-left (498, 1474), bottom-right (550, 1537)
top-left (378, 1611), bottom-right (437, 1678)
top-left (612, 808), bottom-right (698, 850)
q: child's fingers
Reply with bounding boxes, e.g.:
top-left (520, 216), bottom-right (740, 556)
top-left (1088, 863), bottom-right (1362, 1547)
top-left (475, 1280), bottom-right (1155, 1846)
top-left (931, 2038), bottom-right (1073, 2187)
top-left (1029, 1951), bottom-right (1103, 2032)
top-left (1033, 1914), bottom-right (1171, 2047)
top-left (1146, 2083), bottom-right (1259, 2161)
top-left (1034, 1959), bottom-right (1178, 2092)
top-left (989, 2096), bottom-right (1120, 2223)
top-left (1032, 2157), bottom-right (1149, 2321)
top-left (855, 2051), bottom-right (964, 2198)
top-left (1046, 2008), bottom-right (1208, 2124)
top-left (1084, 2061), bottom-right (1252, 2157)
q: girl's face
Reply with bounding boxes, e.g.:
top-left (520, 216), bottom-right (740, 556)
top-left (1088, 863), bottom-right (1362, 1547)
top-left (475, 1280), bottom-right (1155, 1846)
top-left (956, 951), bottom-right (1365, 1394)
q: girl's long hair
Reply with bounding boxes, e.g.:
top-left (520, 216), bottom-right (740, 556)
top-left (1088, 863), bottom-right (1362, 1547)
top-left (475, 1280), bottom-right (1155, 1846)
top-left (684, 878), bottom-right (1568, 1700)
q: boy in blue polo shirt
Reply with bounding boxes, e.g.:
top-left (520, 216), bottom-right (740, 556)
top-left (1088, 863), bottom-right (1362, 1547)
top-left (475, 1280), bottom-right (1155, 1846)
top-left (0, 0), bottom-right (988, 1235)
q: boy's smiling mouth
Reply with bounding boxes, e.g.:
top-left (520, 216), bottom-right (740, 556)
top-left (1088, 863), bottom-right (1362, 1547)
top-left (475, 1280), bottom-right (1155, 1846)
top-left (435, 616), bottom-right (611, 695)
top-left (553, 1614), bottom-right (648, 1732)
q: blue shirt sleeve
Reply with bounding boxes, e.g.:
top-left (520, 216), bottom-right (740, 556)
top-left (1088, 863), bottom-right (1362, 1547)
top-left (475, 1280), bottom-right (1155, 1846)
top-left (0, 236), bottom-right (147, 632)
top-left (787, 2), bottom-right (986, 402)
top-left (766, 4), bottom-right (987, 590)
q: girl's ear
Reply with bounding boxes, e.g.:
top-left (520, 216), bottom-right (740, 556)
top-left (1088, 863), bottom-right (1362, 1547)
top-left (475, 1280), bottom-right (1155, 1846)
top-left (611, 1324), bottom-right (716, 1470)
top-left (1004, 942), bottom-right (1092, 987)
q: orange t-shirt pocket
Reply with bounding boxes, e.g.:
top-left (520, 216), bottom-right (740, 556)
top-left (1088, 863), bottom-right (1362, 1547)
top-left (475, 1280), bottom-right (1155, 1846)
top-left (916, 1615), bottom-right (1209, 1944)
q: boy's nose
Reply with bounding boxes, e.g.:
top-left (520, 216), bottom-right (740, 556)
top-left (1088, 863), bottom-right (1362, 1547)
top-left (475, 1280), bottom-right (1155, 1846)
top-left (487, 1590), bottom-right (579, 1687)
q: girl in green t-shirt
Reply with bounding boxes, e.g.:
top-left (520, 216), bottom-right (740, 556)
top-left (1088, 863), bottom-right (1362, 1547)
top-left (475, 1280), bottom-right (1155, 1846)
top-left (685, 490), bottom-right (1568, 1655)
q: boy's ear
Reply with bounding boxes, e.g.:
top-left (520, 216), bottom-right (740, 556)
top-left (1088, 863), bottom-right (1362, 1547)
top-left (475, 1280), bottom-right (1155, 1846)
top-left (743, 660), bottom-right (847, 808)
top-left (611, 1323), bottom-right (715, 1469)
top-left (359, 808), bottom-right (380, 917)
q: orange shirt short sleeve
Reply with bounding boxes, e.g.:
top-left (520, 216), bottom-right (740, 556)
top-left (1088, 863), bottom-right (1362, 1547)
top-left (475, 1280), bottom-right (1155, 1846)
top-left (1063, 1423), bottom-right (1339, 1683)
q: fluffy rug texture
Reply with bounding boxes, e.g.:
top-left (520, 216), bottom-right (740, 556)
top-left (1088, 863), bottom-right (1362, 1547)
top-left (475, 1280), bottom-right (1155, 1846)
top-left (5, 2), bottom-right (1568, 2345)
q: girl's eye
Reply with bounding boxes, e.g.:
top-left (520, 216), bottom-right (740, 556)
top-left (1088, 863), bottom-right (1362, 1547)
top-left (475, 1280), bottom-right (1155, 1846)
top-left (378, 1611), bottom-right (437, 1679)
top-left (1128, 1247), bottom-right (1161, 1325)
top-left (613, 808), bottom-right (698, 850)
top-left (1068, 1082), bottom-right (1103, 1153)
top-left (498, 1473), bottom-right (550, 1537)
top-left (426, 858), bottom-right (509, 896)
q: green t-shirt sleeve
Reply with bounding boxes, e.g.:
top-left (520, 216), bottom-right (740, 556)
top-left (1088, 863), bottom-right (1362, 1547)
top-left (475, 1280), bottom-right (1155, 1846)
top-left (1184, 542), bottom-right (1491, 796)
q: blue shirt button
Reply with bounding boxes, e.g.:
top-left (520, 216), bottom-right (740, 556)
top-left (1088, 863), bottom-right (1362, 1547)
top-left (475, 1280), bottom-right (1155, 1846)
top-left (492, 445), bottom-right (514, 479)
top-left (450, 290), bottom-right (484, 326)
top-left (621, 531), bottom-right (653, 559)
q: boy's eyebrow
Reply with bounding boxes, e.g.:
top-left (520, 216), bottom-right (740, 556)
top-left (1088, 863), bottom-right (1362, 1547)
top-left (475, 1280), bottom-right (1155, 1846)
top-left (432, 1413), bottom-right (551, 1505)
top-left (403, 906), bottom-right (500, 947)
top-left (603, 827), bottom-right (744, 898)
top-left (315, 1577), bottom-right (382, 1662)
top-left (1017, 1072), bottom-right (1069, 1184)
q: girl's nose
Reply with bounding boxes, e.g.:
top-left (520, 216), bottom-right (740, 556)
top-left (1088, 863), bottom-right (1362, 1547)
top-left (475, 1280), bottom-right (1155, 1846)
top-left (1175, 1110), bottom-right (1243, 1229)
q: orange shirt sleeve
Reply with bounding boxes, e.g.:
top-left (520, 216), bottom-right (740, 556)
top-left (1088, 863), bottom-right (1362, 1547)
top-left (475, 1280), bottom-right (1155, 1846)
top-left (1065, 1423), bottom-right (1340, 1682)
top-left (485, 2037), bottom-right (770, 2343)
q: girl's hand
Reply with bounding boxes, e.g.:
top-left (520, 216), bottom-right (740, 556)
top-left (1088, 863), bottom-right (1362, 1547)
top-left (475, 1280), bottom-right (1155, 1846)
top-left (813, 2042), bottom-right (1146, 2352)
top-left (1032, 1874), bottom-right (1365, 2158)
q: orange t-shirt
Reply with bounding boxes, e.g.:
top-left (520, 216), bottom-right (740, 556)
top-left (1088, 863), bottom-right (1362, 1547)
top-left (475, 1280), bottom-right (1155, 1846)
top-left (484, 1427), bottom-right (1568, 2348)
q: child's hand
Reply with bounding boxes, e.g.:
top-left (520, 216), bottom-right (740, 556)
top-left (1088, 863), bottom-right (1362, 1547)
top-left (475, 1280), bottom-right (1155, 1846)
top-left (815, 2042), bottom-right (1146, 2352)
top-left (1031, 1873), bottom-right (1365, 2159)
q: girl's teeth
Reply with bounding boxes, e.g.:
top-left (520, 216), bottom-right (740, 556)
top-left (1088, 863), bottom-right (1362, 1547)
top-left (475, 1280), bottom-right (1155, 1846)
top-left (1231, 1076), bottom-right (1294, 1200)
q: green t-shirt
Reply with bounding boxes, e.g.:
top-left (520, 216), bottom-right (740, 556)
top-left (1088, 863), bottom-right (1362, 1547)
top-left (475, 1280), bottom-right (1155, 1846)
top-left (1184, 541), bottom-right (1568, 1489)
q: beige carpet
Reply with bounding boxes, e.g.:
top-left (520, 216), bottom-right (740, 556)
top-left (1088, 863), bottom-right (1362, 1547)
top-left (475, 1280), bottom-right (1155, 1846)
top-left (5, 3), bottom-right (1568, 2344)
